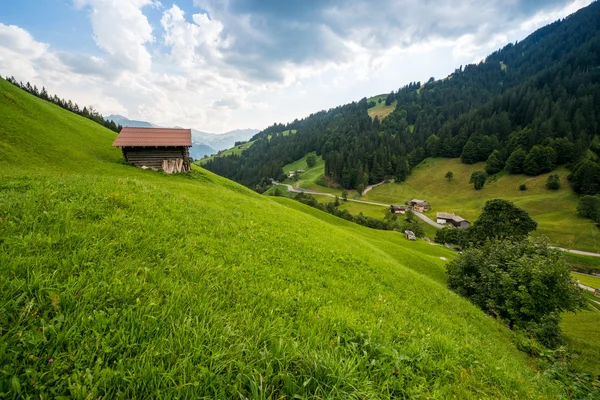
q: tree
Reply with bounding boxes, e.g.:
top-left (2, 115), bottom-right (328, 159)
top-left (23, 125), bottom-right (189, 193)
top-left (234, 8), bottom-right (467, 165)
top-left (306, 154), bottom-right (316, 168)
top-left (577, 195), bottom-right (600, 223)
top-left (546, 174), bottom-right (560, 190)
top-left (519, 184), bottom-right (527, 191)
top-left (506, 148), bottom-right (527, 174)
top-left (342, 189), bottom-right (348, 201)
top-left (523, 145), bottom-right (555, 176)
top-left (334, 196), bottom-right (340, 207)
top-left (485, 150), bottom-right (505, 175)
top-left (571, 160), bottom-right (600, 195)
top-left (469, 170), bottom-right (487, 190)
top-left (357, 183), bottom-right (365, 197)
top-left (446, 239), bottom-right (585, 347)
top-left (445, 171), bottom-right (454, 182)
top-left (470, 199), bottom-right (537, 244)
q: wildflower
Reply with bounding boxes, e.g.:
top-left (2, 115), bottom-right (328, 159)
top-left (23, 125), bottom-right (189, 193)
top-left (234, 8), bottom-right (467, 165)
top-left (48, 358), bottom-right (54, 364)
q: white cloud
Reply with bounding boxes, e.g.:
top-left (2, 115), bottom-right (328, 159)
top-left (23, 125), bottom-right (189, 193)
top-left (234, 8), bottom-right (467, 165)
top-left (74, 0), bottom-right (155, 75)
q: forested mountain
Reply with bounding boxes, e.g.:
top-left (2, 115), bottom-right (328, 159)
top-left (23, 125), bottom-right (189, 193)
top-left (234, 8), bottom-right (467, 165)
top-left (204, 1), bottom-right (600, 195)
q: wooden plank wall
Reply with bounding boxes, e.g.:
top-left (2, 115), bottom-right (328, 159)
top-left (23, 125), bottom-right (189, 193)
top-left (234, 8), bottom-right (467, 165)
top-left (122, 147), bottom-right (190, 172)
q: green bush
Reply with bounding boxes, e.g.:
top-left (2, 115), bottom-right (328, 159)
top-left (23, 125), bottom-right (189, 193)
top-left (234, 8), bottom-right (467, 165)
top-left (446, 239), bottom-right (585, 348)
top-left (546, 174), bottom-right (560, 190)
top-left (519, 184), bottom-right (527, 191)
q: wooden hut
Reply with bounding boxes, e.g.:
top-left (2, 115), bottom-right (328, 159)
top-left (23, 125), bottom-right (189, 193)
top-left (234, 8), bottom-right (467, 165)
top-left (112, 127), bottom-right (192, 173)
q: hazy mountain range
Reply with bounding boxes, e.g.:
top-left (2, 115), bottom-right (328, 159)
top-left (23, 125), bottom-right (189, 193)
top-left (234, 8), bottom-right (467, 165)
top-left (107, 114), bottom-right (259, 159)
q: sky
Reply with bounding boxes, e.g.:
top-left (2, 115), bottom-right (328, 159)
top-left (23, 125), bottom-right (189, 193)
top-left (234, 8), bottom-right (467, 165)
top-left (0, 0), bottom-right (594, 133)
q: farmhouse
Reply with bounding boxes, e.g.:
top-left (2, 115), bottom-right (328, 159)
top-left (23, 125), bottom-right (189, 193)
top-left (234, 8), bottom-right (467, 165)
top-left (437, 212), bottom-right (471, 229)
top-left (390, 205), bottom-right (407, 215)
top-left (449, 216), bottom-right (471, 229)
top-left (113, 127), bottom-right (192, 173)
top-left (408, 199), bottom-right (430, 212)
top-left (436, 212), bottom-right (455, 224)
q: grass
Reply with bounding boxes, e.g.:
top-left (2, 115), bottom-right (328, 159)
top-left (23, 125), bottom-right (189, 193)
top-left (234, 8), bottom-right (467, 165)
top-left (363, 158), bottom-right (600, 252)
top-left (0, 78), bottom-right (586, 398)
top-left (367, 94), bottom-right (397, 121)
top-left (565, 252), bottom-right (600, 274)
top-left (572, 272), bottom-right (600, 289)
top-left (561, 308), bottom-right (600, 376)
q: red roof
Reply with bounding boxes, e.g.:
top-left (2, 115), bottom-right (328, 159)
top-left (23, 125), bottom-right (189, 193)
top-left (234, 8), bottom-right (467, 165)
top-left (112, 127), bottom-right (192, 147)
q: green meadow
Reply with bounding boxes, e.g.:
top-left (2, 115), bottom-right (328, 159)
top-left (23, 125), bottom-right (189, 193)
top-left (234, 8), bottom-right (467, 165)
top-left (0, 78), bottom-right (592, 398)
top-left (367, 94), bottom-right (397, 121)
top-left (362, 158), bottom-right (600, 252)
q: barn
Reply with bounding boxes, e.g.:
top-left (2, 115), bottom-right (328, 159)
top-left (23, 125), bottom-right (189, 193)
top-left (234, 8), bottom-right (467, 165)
top-left (113, 127), bottom-right (192, 173)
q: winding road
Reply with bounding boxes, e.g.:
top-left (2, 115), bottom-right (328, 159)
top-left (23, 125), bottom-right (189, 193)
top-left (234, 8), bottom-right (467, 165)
top-left (273, 182), bottom-right (391, 207)
top-left (273, 181), bottom-right (600, 257)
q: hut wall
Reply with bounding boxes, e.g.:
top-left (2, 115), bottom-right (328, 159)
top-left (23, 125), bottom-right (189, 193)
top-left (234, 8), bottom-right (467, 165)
top-left (122, 147), bottom-right (190, 171)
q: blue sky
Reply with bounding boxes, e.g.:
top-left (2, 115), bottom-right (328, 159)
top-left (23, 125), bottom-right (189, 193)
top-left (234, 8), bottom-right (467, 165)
top-left (0, 0), bottom-right (593, 133)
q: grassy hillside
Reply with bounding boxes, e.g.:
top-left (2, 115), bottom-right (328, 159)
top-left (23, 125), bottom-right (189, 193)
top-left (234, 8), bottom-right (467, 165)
top-left (367, 94), bottom-right (397, 120)
top-left (363, 158), bottom-right (600, 252)
top-left (0, 78), bottom-right (577, 397)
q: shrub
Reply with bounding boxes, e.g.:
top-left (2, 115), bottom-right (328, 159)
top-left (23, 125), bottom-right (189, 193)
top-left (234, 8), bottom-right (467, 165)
top-left (546, 174), bottom-right (560, 190)
top-left (519, 184), bottom-right (527, 191)
top-left (446, 239), bottom-right (585, 348)
top-left (469, 170), bottom-right (487, 190)
top-left (577, 195), bottom-right (600, 223)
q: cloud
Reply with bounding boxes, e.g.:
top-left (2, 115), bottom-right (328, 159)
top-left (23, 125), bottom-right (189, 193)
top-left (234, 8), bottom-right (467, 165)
top-left (72, 0), bottom-right (155, 75)
top-left (191, 0), bottom-right (577, 83)
top-left (0, 0), bottom-right (593, 133)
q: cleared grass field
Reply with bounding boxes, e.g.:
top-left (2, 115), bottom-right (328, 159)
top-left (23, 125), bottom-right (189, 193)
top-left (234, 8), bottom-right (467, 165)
top-left (363, 158), bottom-right (600, 252)
top-left (561, 308), bottom-right (600, 376)
top-left (0, 78), bottom-right (577, 397)
top-left (367, 94), bottom-right (397, 121)
top-left (572, 272), bottom-right (600, 289)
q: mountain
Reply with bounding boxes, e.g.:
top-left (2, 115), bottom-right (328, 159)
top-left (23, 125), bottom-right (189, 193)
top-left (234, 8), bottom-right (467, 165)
top-left (191, 128), bottom-right (259, 151)
top-left (0, 76), bottom-right (569, 398)
top-left (203, 1), bottom-right (600, 196)
top-left (189, 141), bottom-right (217, 159)
top-left (106, 114), bottom-right (156, 128)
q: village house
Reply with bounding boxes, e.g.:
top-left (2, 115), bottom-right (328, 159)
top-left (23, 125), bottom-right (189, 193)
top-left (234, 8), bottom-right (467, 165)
top-left (436, 212), bottom-right (455, 224)
top-left (112, 127), bottom-right (192, 173)
top-left (437, 212), bottom-right (471, 229)
top-left (390, 205), bottom-right (407, 215)
top-left (407, 199), bottom-right (430, 212)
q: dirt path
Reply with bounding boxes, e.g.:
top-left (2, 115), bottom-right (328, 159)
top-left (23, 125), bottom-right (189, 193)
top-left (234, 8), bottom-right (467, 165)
top-left (361, 180), bottom-right (392, 196)
top-left (555, 248), bottom-right (600, 258)
top-left (274, 182), bottom-right (391, 207)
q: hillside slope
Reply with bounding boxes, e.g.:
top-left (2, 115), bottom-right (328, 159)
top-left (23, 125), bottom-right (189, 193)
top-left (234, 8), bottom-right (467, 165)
top-left (0, 79), bottom-right (568, 398)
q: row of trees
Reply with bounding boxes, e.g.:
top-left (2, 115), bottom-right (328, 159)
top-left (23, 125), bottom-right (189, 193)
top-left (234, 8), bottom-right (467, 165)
top-left (3, 76), bottom-right (122, 133)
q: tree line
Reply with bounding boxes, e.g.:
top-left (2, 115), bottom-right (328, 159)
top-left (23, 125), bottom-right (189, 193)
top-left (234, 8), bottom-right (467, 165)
top-left (3, 76), bottom-right (122, 133)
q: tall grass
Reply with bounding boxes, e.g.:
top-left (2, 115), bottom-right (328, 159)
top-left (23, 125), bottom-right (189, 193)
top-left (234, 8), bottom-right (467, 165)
top-left (0, 77), bottom-right (570, 398)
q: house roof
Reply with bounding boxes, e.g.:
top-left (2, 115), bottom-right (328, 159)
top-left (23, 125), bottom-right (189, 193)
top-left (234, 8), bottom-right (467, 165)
top-left (437, 212), bottom-right (455, 219)
top-left (411, 199), bottom-right (430, 205)
top-left (451, 216), bottom-right (467, 223)
top-left (112, 127), bottom-right (192, 147)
